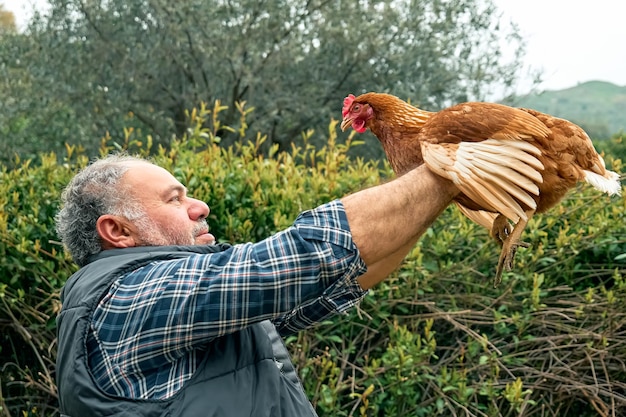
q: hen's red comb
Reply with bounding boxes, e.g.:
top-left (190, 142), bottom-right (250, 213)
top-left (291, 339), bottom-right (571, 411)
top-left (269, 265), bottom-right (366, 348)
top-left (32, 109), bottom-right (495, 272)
top-left (342, 94), bottom-right (356, 117)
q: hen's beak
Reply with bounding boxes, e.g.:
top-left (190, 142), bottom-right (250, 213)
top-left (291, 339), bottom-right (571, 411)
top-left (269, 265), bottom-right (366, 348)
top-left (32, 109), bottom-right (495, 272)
top-left (340, 117), bottom-right (353, 132)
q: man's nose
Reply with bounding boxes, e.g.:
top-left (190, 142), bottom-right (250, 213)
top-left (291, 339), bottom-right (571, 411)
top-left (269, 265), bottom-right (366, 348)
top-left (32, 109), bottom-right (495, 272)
top-left (189, 198), bottom-right (210, 220)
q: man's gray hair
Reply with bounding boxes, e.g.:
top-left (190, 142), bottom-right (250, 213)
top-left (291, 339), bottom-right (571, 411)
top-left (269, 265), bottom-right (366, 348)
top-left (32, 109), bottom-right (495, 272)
top-left (55, 154), bottom-right (148, 266)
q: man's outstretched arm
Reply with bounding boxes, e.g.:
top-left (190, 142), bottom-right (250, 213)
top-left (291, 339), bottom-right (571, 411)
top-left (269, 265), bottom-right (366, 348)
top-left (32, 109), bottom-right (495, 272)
top-left (342, 165), bottom-right (458, 289)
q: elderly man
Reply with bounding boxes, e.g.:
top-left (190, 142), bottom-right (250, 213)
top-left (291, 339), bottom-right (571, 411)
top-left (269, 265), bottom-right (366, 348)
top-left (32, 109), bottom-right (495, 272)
top-left (55, 154), bottom-right (457, 416)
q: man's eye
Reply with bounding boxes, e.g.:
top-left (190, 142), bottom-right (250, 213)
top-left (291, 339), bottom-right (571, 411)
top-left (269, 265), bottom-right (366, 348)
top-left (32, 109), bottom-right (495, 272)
top-left (170, 196), bottom-right (181, 202)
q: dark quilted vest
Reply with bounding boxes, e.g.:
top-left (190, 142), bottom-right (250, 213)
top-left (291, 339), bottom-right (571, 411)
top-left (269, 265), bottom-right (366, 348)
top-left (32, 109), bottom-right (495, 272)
top-left (56, 245), bottom-right (317, 417)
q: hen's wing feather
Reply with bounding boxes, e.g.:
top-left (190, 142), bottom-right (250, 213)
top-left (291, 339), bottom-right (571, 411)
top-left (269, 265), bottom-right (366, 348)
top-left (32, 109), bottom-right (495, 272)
top-left (419, 103), bottom-right (549, 223)
top-left (422, 140), bottom-right (539, 222)
top-left (454, 202), bottom-right (498, 230)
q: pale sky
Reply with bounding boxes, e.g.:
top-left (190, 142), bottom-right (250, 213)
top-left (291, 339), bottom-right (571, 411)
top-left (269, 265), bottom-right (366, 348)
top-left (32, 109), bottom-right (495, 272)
top-left (496, 0), bottom-right (626, 93)
top-left (3, 0), bottom-right (626, 95)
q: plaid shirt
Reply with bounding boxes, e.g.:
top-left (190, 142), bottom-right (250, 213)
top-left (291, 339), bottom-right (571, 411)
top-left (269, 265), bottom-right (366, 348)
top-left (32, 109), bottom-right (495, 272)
top-left (87, 200), bottom-right (368, 399)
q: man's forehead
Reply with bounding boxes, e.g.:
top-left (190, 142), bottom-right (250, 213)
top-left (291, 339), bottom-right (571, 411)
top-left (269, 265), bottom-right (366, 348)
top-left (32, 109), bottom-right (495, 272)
top-left (123, 162), bottom-right (180, 187)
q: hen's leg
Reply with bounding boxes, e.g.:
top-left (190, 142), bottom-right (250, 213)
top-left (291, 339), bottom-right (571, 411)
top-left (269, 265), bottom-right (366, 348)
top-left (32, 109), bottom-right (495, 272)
top-left (494, 210), bottom-right (534, 287)
top-left (491, 214), bottom-right (512, 245)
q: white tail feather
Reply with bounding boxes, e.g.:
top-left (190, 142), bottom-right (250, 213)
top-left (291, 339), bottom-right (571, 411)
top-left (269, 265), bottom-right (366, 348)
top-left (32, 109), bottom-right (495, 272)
top-left (584, 170), bottom-right (622, 196)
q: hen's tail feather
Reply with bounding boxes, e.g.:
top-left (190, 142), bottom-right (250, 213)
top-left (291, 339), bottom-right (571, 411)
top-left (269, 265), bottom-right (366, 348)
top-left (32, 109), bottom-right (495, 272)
top-left (584, 169), bottom-right (622, 196)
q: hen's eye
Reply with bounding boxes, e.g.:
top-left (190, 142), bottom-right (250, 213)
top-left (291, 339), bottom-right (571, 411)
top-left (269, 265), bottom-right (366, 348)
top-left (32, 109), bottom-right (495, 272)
top-left (353, 105), bottom-right (360, 112)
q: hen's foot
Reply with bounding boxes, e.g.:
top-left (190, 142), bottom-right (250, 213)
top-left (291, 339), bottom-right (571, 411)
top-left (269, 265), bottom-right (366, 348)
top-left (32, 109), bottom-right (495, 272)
top-left (494, 239), bottom-right (530, 287)
top-left (492, 211), bottom-right (534, 288)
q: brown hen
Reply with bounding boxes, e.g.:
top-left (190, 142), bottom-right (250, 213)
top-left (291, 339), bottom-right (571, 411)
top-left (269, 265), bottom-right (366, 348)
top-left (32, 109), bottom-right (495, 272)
top-left (341, 92), bottom-right (622, 286)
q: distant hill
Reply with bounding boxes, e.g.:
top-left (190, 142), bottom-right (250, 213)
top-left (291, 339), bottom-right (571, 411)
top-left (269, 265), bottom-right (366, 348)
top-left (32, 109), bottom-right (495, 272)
top-left (504, 81), bottom-right (626, 140)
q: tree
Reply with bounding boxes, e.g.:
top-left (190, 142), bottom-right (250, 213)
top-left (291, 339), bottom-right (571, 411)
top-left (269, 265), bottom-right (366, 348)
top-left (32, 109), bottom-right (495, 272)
top-left (0, 0), bottom-right (528, 163)
top-left (0, 4), bottom-right (36, 163)
top-left (0, 3), bottom-right (16, 33)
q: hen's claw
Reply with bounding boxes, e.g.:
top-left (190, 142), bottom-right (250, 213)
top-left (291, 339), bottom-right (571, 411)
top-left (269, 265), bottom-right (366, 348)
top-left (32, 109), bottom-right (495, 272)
top-left (494, 240), bottom-right (531, 287)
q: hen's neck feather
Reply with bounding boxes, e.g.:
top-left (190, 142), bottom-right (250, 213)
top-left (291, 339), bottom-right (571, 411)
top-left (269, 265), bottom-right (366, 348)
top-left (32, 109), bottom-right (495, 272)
top-left (367, 96), bottom-right (434, 175)
top-left (380, 105), bottom-right (432, 129)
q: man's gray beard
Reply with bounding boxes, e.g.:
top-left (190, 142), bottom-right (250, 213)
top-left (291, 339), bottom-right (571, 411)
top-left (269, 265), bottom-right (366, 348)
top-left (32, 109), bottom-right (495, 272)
top-left (134, 217), bottom-right (209, 247)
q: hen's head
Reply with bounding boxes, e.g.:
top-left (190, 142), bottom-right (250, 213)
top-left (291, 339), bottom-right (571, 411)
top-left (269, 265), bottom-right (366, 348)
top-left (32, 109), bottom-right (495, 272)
top-left (341, 94), bottom-right (375, 133)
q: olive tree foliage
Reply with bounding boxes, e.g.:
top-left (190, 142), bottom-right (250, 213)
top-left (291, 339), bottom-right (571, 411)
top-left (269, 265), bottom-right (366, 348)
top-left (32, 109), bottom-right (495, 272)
top-left (0, 0), bottom-right (528, 163)
top-left (0, 3), bottom-right (16, 32)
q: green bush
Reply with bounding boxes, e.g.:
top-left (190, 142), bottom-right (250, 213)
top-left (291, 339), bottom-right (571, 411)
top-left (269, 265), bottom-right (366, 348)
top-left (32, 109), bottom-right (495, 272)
top-left (595, 133), bottom-right (626, 164)
top-left (1, 103), bottom-right (624, 416)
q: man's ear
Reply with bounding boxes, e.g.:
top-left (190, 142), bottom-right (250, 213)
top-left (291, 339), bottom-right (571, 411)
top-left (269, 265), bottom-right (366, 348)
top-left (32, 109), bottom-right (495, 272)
top-left (96, 215), bottom-right (137, 248)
